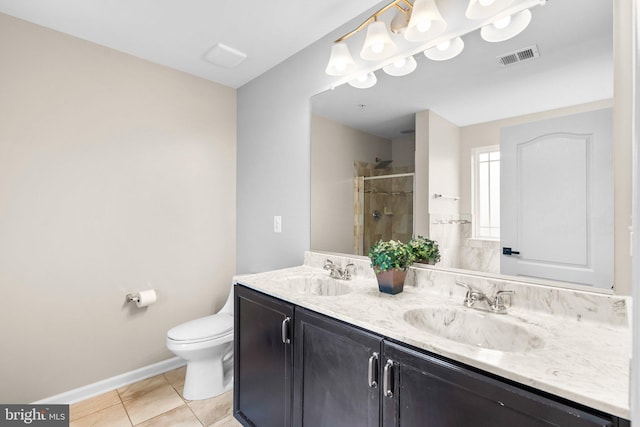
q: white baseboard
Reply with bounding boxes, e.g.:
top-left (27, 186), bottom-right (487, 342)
top-left (33, 357), bottom-right (187, 404)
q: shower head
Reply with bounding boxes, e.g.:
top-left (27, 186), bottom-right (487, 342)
top-left (374, 158), bottom-right (393, 169)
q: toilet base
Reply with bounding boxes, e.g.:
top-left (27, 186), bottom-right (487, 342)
top-left (182, 345), bottom-right (233, 401)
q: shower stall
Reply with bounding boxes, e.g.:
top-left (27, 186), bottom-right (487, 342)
top-left (354, 173), bottom-right (415, 255)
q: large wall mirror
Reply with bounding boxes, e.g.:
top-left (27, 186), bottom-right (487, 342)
top-left (311, 0), bottom-right (623, 292)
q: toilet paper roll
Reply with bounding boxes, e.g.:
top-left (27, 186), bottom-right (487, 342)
top-left (136, 289), bottom-right (157, 308)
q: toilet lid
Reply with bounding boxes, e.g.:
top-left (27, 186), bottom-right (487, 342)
top-left (168, 313), bottom-right (233, 342)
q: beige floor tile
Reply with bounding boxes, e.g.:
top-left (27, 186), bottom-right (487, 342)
top-left (70, 390), bottom-right (122, 421)
top-left (209, 414), bottom-right (242, 427)
top-left (118, 374), bottom-right (170, 402)
top-left (122, 383), bottom-right (185, 425)
top-left (188, 391), bottom-right (233, 426)
top-left (164, 367), bottom-right (187, 399)
top-left (135, 405), bottom-right (202, 427)
top-left (70, 403), bottom-right (132, 427)
top-left (163, 366), bottom-right (186, 388)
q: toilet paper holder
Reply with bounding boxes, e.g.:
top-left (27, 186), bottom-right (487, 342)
top-left (126, 289), bottom-right (158, 308)
top-left (126, 293), bottom-right (141, 304)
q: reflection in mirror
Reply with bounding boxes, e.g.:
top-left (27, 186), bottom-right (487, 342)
top-left (311, 0), bottom-right (617, 291)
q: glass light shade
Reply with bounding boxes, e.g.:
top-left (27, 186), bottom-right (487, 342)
top-left (480, 9), bottom-right (532, 42)
top-left (424, 37), bottom-right (465, 61)
top-left (383, 56), bottom-right (418, 76)
top-left (390, 9), bottom-right (410, 34)
top-left (404, 0), bottom-right (447, 42)
top-left (361, 21), bottom-right (398, 61)
top-left (465, 0), bottom-right (514, 20)
top-left (348, 72), bottom-right (377, 89)
top-left (325, 42), bottom-right (357, 76)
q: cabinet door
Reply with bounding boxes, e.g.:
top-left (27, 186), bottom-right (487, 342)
top-left (382, 341), bottom-right (613, 427)
top-left (234, 285), bottom-right (294, 427)
top-left (293, 307), bottom-right (382, 427)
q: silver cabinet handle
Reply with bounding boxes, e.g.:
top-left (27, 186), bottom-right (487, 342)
top-left (383, 359), bottom-right (394, 398)
top-left (367, 352), bottom-right (379, 388)
top-left (281, 317), bottom-right (291, 344)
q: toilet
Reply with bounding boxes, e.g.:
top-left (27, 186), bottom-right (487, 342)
top-left (166, 286), bottom-right (234, 400)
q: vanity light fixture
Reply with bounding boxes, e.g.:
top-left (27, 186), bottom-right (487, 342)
top-left (424, 37), bottom-right (465, 61)
top-left (480, 9), bottom-right (532, 42)
top-left (325, 42), bottom-right (357, 76)
top-left (361, 19), bottom-right (398, 60)
top-left (383, 56), bottom-right (418, 76)
top-left (466, 0), bottom-right (515, 20)
top-left (348, 72), bottom-right (378, 89)
top-left (390, 7), bottom-right (411, 34)
top-left (326, 0), bottom-right (546, 88)
top-left (403, 0), bottom-right (446, 42)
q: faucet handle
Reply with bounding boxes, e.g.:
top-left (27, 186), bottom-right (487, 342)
top-left (323, 259), bottom-right (335, 270)
top-left (455, 281), bottom-right (472, 292)
top-left (455, 281), bottom-right (476, 307)
top-left (491, 290), bottom-right (515, 314)
top-left (343, 263), bottom-right (355, 280)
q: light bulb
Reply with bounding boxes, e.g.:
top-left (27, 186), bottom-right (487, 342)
top-left (357, 74), bottom-right (368, 82)
top-left (493, 15), bottom-right (512, 29)
top-left (383, 56), bottom-right (416, 76)
top-left (371, 43), bottom-right (385, 54)
top-left (479, 0), bottom-right (495, 6)
top-left (436, 40), bottom-right (451, 51)
top-left (416, 18), bottom-right (432, 33)
top-left (393, 58), bottom-right (407, 68)
top-left (335, 61), bottom-right (346, 72)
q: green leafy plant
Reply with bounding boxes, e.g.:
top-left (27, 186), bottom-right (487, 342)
top-left (368, 239), bottom-right (415, 273)
top-left (407, 235), bottom-right (441, 264)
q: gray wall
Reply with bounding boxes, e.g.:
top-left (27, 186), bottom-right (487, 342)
top-left (236, 2), bottom-right (386, 273)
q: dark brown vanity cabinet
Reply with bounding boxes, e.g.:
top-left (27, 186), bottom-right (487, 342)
top-left (234, 285), bottom-right (294, 427)
top-left (293, 307), bottom-right (381, 427)
top-left (381, 341), bottom-right (617, 427)
top-left (234, 285), bottom-right (628, 427)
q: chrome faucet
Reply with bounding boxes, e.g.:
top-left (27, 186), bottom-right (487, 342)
top-left (323, 259), bottom-right (355, 280)
top-left (455, 281), bottom-right (514, 314)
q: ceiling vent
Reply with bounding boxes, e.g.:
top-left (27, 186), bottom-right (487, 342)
top-left (204, 43), bottom-right (247, 68)
top-left (497, 44), bottom-right (540, 67)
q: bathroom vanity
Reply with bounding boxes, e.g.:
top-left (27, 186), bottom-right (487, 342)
top-left (233, 252), bottom-right (631, 427)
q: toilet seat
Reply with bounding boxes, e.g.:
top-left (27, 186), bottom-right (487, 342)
top-left (168, 313), bottom-right (233, 343)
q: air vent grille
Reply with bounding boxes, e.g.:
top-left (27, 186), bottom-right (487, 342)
top-left (497, 45), bottom-right (540, 67)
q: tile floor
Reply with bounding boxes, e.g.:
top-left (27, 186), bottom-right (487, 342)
top-left (69, 367), bottom-right (241, 426)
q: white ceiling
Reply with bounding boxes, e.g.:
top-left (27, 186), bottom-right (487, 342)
top-left (0, 0), bottom-right (613, 137)
top-left (0, 0), bottom-right (382, 88)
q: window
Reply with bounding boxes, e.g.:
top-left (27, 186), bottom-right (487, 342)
top-left (472, 146), bottom-right (500, 240)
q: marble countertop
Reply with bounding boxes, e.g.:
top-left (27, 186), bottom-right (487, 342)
top-left (234, 253), bottom-right (631, 419)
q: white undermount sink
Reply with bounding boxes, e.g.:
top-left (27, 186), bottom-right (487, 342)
top-left (281, 275), bottom-right (352, 296)
top-left (403, 307), bottom-right (545, 352)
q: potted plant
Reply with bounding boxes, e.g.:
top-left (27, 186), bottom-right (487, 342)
top-left (407, 235), bottom-right (441, 265)
top-left (368, 239), bottom-right (415, 294)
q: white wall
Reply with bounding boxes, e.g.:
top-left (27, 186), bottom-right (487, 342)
top-left (427, 111), bottom-right (461, 217)
top-left (630, 2), bottom-right (639, 423)
top-left (613, 0), bottom-right (634, 297)
top-left (311, 115), bottom-right (391, 254)
top-left (0, 14), bottom-right (236, 402)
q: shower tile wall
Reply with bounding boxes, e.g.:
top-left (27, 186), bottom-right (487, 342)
top-left (362, 174), bottom-right (413, 253)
